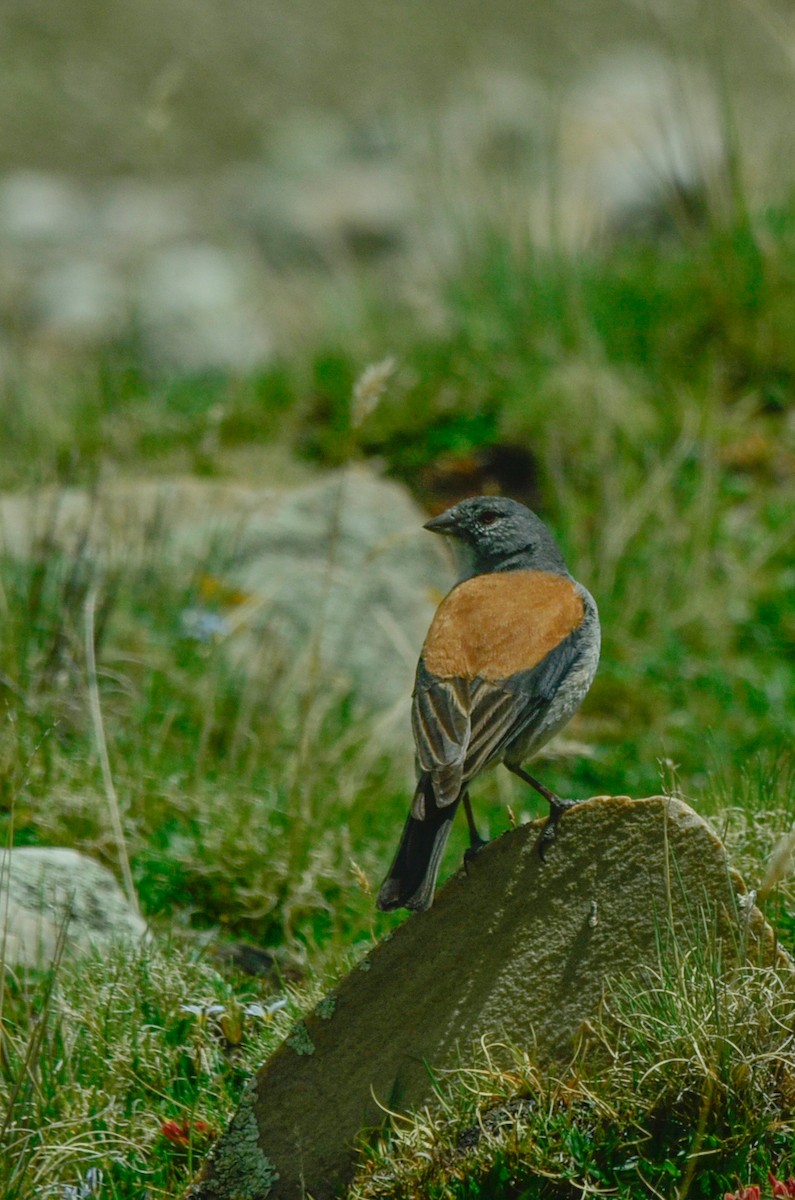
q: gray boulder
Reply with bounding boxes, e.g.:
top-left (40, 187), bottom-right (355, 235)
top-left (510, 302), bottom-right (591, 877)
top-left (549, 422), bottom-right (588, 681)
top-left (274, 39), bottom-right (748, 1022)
top-left (199, 467), bottom-right (452, 728)
top-left (188, 795), bottom-right (784, 1200)
top-left (0, 847), bottom-right (146, 968)
top-left (134, 241), bottom-right (273, 371)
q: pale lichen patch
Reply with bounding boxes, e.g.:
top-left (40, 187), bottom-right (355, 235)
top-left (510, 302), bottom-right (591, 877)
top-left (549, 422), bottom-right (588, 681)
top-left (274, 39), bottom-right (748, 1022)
top-left (188, 1079), bottom-right (279, 1199)
top-left (287, 1021), bottom-right (315, 1055)
top-left (315, 996), bottom-right (336, 1020)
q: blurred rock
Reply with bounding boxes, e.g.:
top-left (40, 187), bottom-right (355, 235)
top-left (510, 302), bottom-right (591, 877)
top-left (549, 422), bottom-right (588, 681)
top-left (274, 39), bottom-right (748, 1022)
top-left (0, 58), bottom-right (736, 364)
top-left (32, 257), bottom-right (128, 342)
top-left (134, 242), bottom-right (272, 371)
top-left (190, 795), bottom-right (784, 1200)
top-left (224, 158), bottom-right (409, 267)
top-left (185, 467), bottom-right (452, 735)
top-left (0, 847), bottom-right (146, 968)
top-left (220, 166), bottom-right (332, 269)
top-left (268, 110), bottom-right (354, 174)
top-left (97, 178), bottom-right (197, 250)
top-left (0, 170), bottom-right (90, 244)
top-left (555, 50), bottom-right (726, 244)
top-left (286, 162), bottom-right (408, 262)
top-left (435, 68), bottom-right (547, 178)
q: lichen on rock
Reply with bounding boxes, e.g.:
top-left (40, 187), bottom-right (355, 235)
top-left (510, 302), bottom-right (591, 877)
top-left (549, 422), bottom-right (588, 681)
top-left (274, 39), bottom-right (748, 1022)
top-left (286, 1021), bottom-right (315, 1055)
top-left (186, 1080), bottom-right (278, 1199)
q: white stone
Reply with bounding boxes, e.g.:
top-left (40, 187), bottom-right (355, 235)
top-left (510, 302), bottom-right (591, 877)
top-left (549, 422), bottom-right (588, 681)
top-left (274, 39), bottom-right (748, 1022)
top-left (135, 241), bottom-right (272, 370)
top-left (32, 257), bottom-right (128, 341)
top-left (0, 847), bottom-right (147, 969)
top-left (0, 468), bottom-right (453, 745)
top-left (555, 50), bottom-right (726, 243)
top-left (0, 171), bottom-right (90, 243)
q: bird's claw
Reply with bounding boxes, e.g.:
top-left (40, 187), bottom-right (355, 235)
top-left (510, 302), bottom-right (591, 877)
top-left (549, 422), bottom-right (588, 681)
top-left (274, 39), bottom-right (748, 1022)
top-left (536, 797), bottom-right (580, 862)
top-left (463, 835), bottom-right (488, 873)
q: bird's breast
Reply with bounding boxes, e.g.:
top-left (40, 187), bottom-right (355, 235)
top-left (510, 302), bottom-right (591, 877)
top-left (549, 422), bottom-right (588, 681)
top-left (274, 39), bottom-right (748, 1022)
top-left (421, 570), bottom-right (585, 682)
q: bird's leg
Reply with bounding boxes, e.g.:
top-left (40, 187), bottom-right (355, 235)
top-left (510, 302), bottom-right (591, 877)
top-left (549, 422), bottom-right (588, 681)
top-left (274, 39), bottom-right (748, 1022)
top-left (462, 791), bottom-right (487, 868)
top-left (506, 765), bottom-right (580, 861)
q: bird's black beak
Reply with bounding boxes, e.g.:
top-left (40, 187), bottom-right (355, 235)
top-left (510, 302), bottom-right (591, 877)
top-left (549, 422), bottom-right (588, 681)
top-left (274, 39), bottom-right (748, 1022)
top-left (423, 510), bottom-right (459, 536)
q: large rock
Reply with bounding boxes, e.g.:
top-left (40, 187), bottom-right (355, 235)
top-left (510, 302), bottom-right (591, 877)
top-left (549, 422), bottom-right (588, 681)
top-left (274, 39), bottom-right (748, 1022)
top-left (200, 468), bottom-right (451, 724)
top-left (0, 847), bottom-right (147, 968)
top-left (187, 796), bottom-right (784, 1200)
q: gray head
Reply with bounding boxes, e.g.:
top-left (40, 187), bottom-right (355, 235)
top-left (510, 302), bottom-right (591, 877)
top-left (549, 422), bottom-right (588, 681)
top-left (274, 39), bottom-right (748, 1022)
top-left (424, 496), bottom-right (569, 579)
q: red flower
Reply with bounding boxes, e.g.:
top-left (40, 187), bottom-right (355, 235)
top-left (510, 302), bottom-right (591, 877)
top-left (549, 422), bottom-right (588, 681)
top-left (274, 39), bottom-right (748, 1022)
top-left (769, 1174), bottom-right (795, 1199)
top-left (160, 1119), bottom-right (218, 1145)
top-left (723, 1188), bottom-right (760, 1200)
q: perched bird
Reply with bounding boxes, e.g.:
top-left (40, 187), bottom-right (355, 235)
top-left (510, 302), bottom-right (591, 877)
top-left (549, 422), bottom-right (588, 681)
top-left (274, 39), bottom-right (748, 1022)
top-left (377, 496), bottom-right (600, 913)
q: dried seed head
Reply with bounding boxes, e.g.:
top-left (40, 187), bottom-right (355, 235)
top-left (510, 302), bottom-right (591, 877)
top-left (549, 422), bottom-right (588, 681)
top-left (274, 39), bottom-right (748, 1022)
top-left (351, 357), bottom-right (397, 428)
top-left (758, 829), bottom-right (795, 899)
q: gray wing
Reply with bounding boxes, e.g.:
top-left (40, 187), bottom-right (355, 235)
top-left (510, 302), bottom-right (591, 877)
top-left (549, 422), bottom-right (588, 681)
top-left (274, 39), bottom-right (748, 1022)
top-left (411, 634), bottom-right (584, 817)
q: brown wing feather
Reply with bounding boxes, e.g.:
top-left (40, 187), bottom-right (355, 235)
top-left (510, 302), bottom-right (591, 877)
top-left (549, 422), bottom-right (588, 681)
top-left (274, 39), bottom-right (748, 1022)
top-left (463, 678), bottom-right (541, 778)
top-left (411, 672), bottom-right (532, 813)
top-left (411, 677), bottom-right (469, 813)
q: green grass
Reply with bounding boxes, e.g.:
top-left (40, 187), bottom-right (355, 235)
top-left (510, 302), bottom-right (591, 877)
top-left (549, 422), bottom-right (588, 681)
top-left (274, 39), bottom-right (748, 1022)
top-left (1, 195), bottom-right (794, 1196)
top-left (0, 937), bottom-right (316, 1198)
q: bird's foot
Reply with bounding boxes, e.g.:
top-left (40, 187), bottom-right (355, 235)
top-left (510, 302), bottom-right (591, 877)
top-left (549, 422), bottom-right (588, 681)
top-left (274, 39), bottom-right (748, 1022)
top-left (463, 834), bottom-right (488, 873)
top-left (536, 797), bottom-right (580, 862)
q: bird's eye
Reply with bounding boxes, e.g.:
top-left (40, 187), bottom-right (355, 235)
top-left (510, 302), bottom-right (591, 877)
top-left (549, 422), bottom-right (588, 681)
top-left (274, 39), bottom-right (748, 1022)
top-left (479, 510), bottom-right (501, 527)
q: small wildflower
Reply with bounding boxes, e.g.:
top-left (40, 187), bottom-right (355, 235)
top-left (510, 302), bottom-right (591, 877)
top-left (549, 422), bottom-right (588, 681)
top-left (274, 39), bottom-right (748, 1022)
top-left (180, 1003), bottom-right (226, 1017)
top-left (769, 1173), bottom-right (795, 1198)
top-left (723, 1186), bottom-right (761, 1200)
top-left (244, 1002), bottom-right (267, 1018)
top-left (161, 1119), bottom-right (218, 1146)
top-left (180, 608), bottom-right (231, 643)
top-left (244, 999), bottom-right (287, 1018)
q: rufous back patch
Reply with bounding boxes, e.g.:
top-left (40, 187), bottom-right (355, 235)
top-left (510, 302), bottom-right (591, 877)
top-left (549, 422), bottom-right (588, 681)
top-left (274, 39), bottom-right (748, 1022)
top-left (422, 570), bottom-right (584, 682)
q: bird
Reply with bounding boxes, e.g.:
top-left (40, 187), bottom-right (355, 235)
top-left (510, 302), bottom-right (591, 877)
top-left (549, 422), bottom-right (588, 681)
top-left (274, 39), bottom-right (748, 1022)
top-left (376, 495), bottom-right (600, 913)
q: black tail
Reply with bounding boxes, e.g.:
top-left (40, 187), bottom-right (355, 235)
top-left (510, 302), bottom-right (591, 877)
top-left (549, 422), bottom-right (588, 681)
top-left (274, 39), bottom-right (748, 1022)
top-left (376, 775), bottom-right (459, 912)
